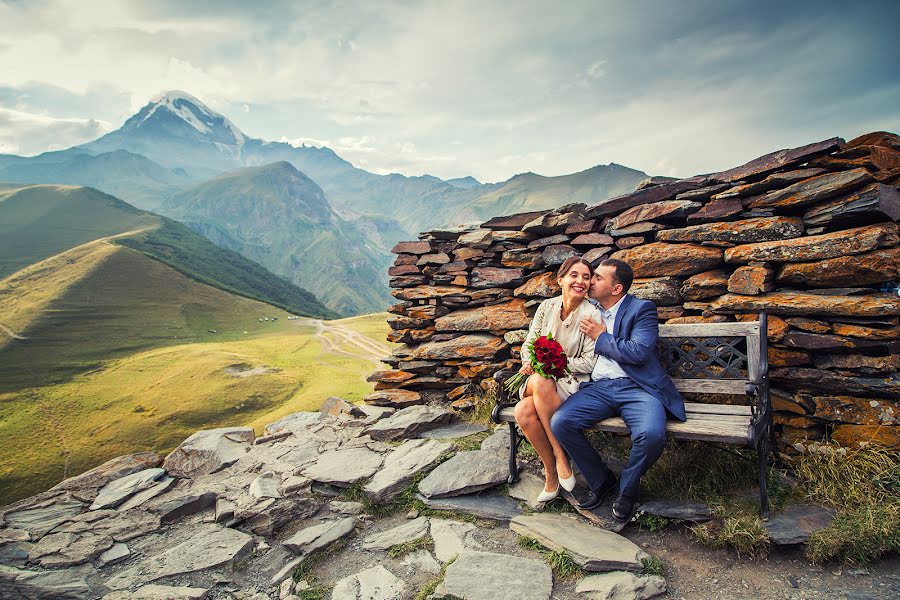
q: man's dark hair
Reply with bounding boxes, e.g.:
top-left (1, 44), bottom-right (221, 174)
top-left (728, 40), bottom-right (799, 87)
top-left (599, 258), bottom-right (634, 294)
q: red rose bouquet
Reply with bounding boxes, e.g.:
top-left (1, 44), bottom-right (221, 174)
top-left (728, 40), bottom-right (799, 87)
top-left (504, 332), bottom-right (570, 393)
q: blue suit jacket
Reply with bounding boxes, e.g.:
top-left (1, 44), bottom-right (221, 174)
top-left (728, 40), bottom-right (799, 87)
top-left (593, 294), bottom-right (686, 421)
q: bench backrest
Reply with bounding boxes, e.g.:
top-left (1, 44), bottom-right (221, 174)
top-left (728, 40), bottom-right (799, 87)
top-left (657, 313), bottom-right (767, 396)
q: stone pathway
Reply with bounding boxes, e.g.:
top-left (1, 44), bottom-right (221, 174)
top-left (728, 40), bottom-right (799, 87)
top-left (1, 403), bottom-right (880, 600)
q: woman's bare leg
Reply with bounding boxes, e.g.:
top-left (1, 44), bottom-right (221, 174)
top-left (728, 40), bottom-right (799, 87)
top-left (531, 378), bottom-right (573, 480)
top-left (514, 377), bottom-right (559, 491)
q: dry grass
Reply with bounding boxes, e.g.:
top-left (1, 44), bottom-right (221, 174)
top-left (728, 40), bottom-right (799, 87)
top-left (691, 511), bottom-right (771, 559)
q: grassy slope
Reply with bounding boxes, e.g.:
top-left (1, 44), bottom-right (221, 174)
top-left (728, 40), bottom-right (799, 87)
top-left (0, 243), bottom-right (295, 391)
top-left (0, 313), bottom-right (389, 504)
top-left (0, 184), bottom-right (158, 278)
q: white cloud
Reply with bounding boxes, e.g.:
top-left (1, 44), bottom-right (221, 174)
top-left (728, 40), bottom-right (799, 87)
top-left (0, 107), bottom-right (110, 155)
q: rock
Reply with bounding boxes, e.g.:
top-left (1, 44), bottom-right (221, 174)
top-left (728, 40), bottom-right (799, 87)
top-left (807, 395), bottom-right (896, 425)
top-left (361, 517), bottom-right (430, 550)
top-left (831, 424), bottom-right (900, 447)
top-left (116, 476), bottom-right (176, 511)
top-left (510, 514), bottom-right (648, 571)
top-left (501, 249), bottom-right (543, 269)
top-left (419, 492), bottom-right (523, 521)
top-left (441, 551), bottom-right (553, 600)
top-left (417, 253), bottom-right (451, 266)
top-left (586, 178), bottom-right (707, 219)
top-left (458, 229), bottom-right (494, 248)
top-left (106, 525), bottom-right (254, 590)
top-left (391, 241), bottom-right (431, 254)
top-left (728, 264), bottom-right (775, 295)
top-left (508, 471), bottom-right (547, 509)
top-left (471, 267), bottom-right (524, 289)
top-left (523, 206), bottom-right (586, 234)
top-left (98, 542), bottom-right (130, 567)
top-left (417, 450), bottom-right (508, 498)
top-left (329, 500), bottom-right (364, 515)
top-left (90, 468), bottom-right (165, 510)
top-left (263, 412), bottom-right (322, 436)
top-left (215, 498), bottom-right (236, 523)
top-left (409, 334), bottom-right (507, 361)
top-left (50, 452), bottom-right (161, 496)
top-left (715, 167), bottom-right (827, 199)
top-left (320, 397), bottom-right (367, 419)
top-left (151, 492), bottom-right (218, 524)
top-left (163, 428), bottom-right (255, 478)
top-left (435, 299), bottom-right (530, 331)
top-left (748, 168), bottom-right (872, 210)
top-left (392, 285), bottom-right (469, 302)
top-left (0, 564), bottom-right (92, 599)
top-left (279, 578), bottom-right (294, 599)
top-left (3, 499), bottom-right (85, 539)
top-left (610, 243), bottom-right (722, 277)
top-left (250, 472), bottom-right (282, 499)
top-left (283, 518), bottom-right (356, 555)
top-left (764, 505), bottom-right (836, 545)
top-left (771, 368), bottom-right (900, 400)
top-left (583, 246), bottom-right (614, 265)
top-left (607, 222), bottom-right (665, 237)
top-left (541, 244), bottom-right (577, 266)
top-left (680, 269), bottom-right (729, 301)
top-left (363, 439), bottom-right (454, 503)
top-left (484, 210), bottom-right (548, 230)
top-left (480, 428), bottom-right (511, 452)
top-left (514, 272), bottom-right (560, 298)
top-left (571, 233), bottom-right (614, 246)
top-left (330, 565), bottom-right (405, 600)
top-left (615, 236), bottom-right (644, 249)
top-left (724, 222), bottom-right (898, 264)
top-left (400, 549), bottom-right (441, 574)
top-left (575, 572), bottom-right (667, 600)
top-left (631, 277), bottom-right (682, 306)
top-left (28, 530), bottom-right (114, 567)
top-left (430, 519), bottom-right (482, 562)
top-left (365, 405), bottom-right (454, 441)
top-left (607, 200), bottom-right (702, 230)
top-left (711, 137), bottom-right (843, 183)
top-left (356, 405), bottom-right (396, 422)
top-left (803, 182), bottom-right (900, 226)
top-left (778, 248), bottom-right (900, 288)
top-left (658, 216), bottom-right (805, 245)
top-left (637, 500), bottom-right (711, 522)
top-left (103, 584), bottom-right (210, 599)
top-left (418, 422), bottom-right (487, 439)
top-left (528, 234), bottom-right (570, 249)
top-left (302, 447), bottom-right (385, 486)
top-left (363, 389), bottom-right (422, 408)
top-left (707, 292), bottom-right (900, 318)
top-left (686, 197), bottom-right (744, 223)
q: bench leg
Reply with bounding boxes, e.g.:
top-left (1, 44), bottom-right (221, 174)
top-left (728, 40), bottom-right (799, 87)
top-left (507, 421), bottom-right (520, 484)
top-left (757, 428), bottom-right (770, 520)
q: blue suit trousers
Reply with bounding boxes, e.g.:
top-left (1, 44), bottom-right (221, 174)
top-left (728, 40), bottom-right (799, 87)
top-left (550, 378), bottom-right (667, 501)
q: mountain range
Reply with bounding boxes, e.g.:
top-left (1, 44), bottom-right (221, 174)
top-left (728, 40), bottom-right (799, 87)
top-left (0, 91), bottom-right (650, 314)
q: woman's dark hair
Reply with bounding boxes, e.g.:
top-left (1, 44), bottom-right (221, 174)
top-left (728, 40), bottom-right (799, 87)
top-left (599, 258), bottom-right (634, 293)
top-left (556, 256), bottom-right (593, 279)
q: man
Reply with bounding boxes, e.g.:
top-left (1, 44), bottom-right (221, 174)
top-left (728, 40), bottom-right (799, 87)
top-left (550, 258), bottom-right (685, 521)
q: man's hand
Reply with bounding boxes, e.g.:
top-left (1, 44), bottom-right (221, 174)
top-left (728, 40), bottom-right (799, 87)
top-left (579, 317), bottom-right (605, 340)
top-left (519, 363), bottom-right (534, 376)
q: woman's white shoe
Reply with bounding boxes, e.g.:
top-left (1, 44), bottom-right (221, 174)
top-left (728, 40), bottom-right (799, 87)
top-left (558, 473), bottom-right (576, 492)
top-left (536, 485), bottom-right (560, 503)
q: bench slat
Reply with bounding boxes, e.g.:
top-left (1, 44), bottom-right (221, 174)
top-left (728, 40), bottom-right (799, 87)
top-left (659, 322), bottom-right (760, 338)
top-left (673, 379), bottom-right (752, 394)
top-left (593, 417), bottom-right (753, 445)
top-left (684, 402), bottom-right (751, 415)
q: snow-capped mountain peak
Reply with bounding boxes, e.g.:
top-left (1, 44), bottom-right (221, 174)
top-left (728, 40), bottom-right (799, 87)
top-left (131, 90), bottom-right (247, 146)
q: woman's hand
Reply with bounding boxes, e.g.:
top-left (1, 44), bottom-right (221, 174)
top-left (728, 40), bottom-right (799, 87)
top-left (519, 363), bottom-right (534, 376)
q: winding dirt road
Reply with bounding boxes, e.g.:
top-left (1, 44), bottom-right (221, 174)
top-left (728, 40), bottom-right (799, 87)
top-left (294, 318), bottom-right (390, 368)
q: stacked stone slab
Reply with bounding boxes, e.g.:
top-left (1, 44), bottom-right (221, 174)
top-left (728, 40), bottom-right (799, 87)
top-left (373, 132), bottom-right (900, 449)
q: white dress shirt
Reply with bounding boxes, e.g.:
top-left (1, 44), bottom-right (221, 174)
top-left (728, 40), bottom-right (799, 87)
top-left (590, 295), bottom-right (629, 380)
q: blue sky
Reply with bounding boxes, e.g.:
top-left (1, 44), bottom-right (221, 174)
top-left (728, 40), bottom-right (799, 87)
top-left (1, 0), bottom-right (897, 182)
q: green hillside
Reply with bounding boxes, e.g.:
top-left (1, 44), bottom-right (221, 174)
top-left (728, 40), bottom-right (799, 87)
top-left (162, 162), bottom-right (394, 316)
top-left (0, 184), bottom-right (158, 278)
top-left (0, 184), bottom-right (333, 318)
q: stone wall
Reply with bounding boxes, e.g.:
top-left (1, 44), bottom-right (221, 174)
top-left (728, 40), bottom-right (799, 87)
top-left (369, 132), bottom-right (900, 449)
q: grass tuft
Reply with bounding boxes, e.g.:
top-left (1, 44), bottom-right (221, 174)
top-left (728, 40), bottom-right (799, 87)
top-left (635, 511), bottom-right (672, 532)
top-left (640, 556), bottom-right (666, 577)
top-left (517, 536), bottom-right (584, 579)
top-left (690, 513), bottom-right (770, 559)
top-left (387, 535), bottom-right (434, 558)
top-left (414, 556), bottom-right (457, 600)
top-left (807, 502), bottom-right (900, 566)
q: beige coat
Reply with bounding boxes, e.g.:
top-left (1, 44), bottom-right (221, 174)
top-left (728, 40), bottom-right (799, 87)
top-left (519, 295), bottom-right (602, 401)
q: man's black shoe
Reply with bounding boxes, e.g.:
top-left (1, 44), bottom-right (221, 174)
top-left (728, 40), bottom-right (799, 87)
top-left (612, 495), bottom-right (637, 522)
top-left (576, 477), bottom-right (617, 511)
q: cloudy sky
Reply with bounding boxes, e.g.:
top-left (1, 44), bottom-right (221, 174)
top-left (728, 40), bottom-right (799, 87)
top-left (1, 0), bottom-right (897, 182)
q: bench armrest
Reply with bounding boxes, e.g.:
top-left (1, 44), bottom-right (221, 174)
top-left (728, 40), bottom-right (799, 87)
top-left (491, 369), bottom-right (518, 424)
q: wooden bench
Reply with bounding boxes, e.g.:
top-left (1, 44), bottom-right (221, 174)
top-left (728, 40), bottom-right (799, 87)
top-left (491, 313), bottom-right (777, 517)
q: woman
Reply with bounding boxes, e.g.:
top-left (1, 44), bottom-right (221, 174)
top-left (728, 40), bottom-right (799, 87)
top-left (514, 255), bottom-right (601, 503)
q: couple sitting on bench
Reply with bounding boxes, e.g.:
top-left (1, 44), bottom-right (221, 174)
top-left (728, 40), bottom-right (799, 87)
top-left (514, 256), bottom-right (685, 523)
